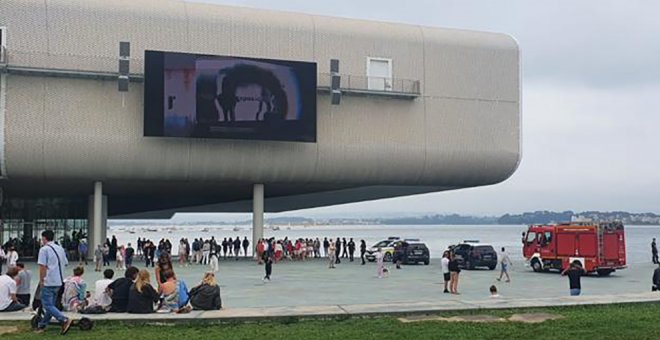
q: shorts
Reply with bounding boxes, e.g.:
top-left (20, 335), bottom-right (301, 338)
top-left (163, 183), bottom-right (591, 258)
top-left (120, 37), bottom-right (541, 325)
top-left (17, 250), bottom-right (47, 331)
top-left (443, 273), bottom-right (450, 282)
top-left (501, 263), bottom-right (509, 272)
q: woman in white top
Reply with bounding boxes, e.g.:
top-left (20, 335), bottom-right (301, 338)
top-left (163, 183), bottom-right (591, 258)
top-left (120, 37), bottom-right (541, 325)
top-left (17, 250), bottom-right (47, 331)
top-left (6, 247), bottom-right (19, 268)
top-left (116, 246), bottom-right (125, 270)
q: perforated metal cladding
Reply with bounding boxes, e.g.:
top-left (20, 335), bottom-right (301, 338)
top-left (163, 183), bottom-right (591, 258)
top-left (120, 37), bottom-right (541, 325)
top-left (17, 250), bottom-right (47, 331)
top-left (0, 0), bottom-right (520, 190)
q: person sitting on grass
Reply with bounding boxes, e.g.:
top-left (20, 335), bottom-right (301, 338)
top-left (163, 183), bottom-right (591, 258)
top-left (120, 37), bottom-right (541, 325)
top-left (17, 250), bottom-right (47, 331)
top-left (160, 270), bottom-right (179, 313)
top-left (189, 272), bottom-right (222, 310)
top-left (61, 266), bottom-right (89, 312)
top-left (155, 253), bottom-right (176, 290)
top-left (127, 269), bottom-right (160, 314)
top-left (108, 266), bottom-right (139, 313)
top-left (92, 269), bottom-right (114, 309)
top-left (0, 267), bottom-right (27, 312)
top-left (15, 263), bottom-right (32, 307)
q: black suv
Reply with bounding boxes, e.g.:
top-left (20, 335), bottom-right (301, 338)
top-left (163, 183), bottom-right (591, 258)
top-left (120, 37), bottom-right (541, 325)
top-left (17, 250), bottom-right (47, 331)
top-left (449, 243), bottom-right (497, 270)
top-left (394, 241), bottom-right (430, 265)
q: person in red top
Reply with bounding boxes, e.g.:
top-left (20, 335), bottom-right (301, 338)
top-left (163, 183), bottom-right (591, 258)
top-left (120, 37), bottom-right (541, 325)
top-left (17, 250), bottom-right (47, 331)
top-left (256, 239), bottom-right (265, 264)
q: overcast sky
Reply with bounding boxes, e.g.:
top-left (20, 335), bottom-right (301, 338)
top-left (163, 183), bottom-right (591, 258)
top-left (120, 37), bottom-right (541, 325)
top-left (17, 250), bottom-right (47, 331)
top-left (180, 0), bottom-right (660, 219)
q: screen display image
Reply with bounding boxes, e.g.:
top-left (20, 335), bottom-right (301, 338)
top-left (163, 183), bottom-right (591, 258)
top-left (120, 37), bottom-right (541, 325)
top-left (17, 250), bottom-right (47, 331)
top-left (144, 51), bottom-right (317, 142)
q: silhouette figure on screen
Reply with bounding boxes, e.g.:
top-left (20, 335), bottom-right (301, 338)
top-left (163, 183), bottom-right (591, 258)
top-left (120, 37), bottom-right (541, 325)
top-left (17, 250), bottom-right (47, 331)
top-left (210, 64), bottom-right (288, 123)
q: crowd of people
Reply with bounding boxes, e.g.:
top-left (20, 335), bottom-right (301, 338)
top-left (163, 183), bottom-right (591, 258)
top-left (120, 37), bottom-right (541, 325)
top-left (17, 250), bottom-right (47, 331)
top-left (0, 230), bottom-right (223, 335)
top-left (2, 231), bottom-right (660, 335)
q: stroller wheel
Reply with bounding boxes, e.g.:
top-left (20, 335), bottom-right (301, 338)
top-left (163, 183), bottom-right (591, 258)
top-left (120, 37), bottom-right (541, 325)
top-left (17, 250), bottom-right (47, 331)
top-left (78, 317), bottom-right (94, 331)
top-left (30, 315), bottom-right (41, 330)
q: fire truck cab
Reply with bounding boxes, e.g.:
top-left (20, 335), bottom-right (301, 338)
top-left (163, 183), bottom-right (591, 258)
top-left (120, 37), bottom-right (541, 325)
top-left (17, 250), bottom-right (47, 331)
top-left (522, 222), bottom-right (626, 276)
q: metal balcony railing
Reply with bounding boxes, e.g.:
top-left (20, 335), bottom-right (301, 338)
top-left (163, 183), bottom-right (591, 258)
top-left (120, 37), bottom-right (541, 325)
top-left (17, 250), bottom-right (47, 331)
top-left (318, 73), bottom-right (420, 99)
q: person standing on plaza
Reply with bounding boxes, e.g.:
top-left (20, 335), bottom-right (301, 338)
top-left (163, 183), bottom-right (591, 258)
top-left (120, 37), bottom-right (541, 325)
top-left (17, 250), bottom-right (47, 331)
top-left (335, 238), bottom-right (342, 264)
top-left (375, 248), bottom-right (385, 278)
top-left (209, 242), bottom-right (219, 273)
top-left (102, 243), bottom-right (110, 267)
top-left (15, 263), bottom-right (32, 306)
top-left (233, 237), bottom-right (241, 260)
top-left (36, 230), bottom-right (73, 334)
top-left (341, 238), bottom-right (348, 258)
top-left (263, 239), bottom-right (274, 282)
top-left (562, 260), bottom-right (587, 296)
top-left (146, 241), bottom-right (156, 268)
top-left (360, 240), bottom-right (367, 265)
top-left (178, 239), bottom-right (187, 267)
top-left (653, 262), bottom-right (660, 291)
top-left (116, 246), bottom-right (125, 271)
top-left (110, 236), bottom-right (118, 261)
top-left (348, 238), bottom-right (356, 262)
top-left (652, 238), bottom-right (658, 264)
top-left (448, 252), bottom-right (461, 295)
top-left (328, 241), bottom-right (337, 269)
top-left (227, 237), bottom-right (234, 257)
top-left (202, 240), bottom-right (211, 265)
top-left (323, 237), bottom-right (329, 258)
top-left (136, 237), bottom-right (143, 259)
top-left (6, 246), bottom-right (18, 268)
top-left (496, 247), bottom-right (512, 282)
top-left (242, 237), bottom-right (250, 258)
top-left (94, 245), bottom-right (103, 272)
top-left (78, 240), bottom-right (88, 266)
top-left (125, 243), bottom-right (135, 267)
top-left (441, 251), bottom-right (451, 293)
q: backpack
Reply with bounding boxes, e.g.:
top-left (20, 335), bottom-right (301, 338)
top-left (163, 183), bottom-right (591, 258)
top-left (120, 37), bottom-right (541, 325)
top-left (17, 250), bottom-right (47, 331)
top-left (177, 280), bottom-right (190, 308)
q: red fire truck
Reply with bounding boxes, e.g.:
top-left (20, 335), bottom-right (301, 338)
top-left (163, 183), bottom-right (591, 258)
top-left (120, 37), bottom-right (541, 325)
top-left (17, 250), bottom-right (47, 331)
top-left (522, 222), bottom-right (626, 276)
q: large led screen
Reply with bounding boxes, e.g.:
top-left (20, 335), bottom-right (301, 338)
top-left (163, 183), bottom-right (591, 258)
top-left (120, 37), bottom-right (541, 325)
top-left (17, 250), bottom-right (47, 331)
top-left (144, 51), bottom-right (317, 142)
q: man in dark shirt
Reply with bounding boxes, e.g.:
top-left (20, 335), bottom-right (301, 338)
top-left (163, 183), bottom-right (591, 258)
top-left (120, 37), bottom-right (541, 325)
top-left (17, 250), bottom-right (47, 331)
top-left (653, 263), bottom-right (660, 291)
top-left (335, 238), bottom-right (342, 264)
top-left (125, 243), bottom-right (135, 267)
top-left (242, 237), bottom-right (250, 258)
top-left (348, 239), bottom-right (356, 262)
top-left (562, 260), bottom-right (587, 296)
top-left (233, 237), bottom-right (241, 259)
top-left (652, 238), bottom-right (658, 264)
top-left (323, 238), bottom-right (329, 258)
top-left (342, 238), bottom-right (348, 258)
top-left (107, 267), bottom-right (139, 312)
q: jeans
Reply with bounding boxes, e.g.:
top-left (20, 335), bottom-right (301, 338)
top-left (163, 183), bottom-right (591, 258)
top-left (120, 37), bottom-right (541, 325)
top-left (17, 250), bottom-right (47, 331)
top-left (0, 301), bottom-right (26, 312)
top-left (38, 286), bottom-right (68, 329)
top-left (570, 288), bottom-right (581, 296)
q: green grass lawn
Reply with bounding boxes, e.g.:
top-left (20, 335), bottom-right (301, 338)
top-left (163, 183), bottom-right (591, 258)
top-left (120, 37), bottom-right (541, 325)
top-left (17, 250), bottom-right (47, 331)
top-left (2, 303), bottom-right (659, 340)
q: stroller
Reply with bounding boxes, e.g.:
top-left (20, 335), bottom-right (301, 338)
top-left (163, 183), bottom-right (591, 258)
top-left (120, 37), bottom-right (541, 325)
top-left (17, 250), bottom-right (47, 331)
top-left (30, 284), bottom-right (94, 331)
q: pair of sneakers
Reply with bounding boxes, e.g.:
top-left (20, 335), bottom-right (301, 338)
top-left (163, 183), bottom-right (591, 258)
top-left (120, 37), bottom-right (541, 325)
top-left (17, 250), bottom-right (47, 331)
top-left (34, 318), bottom-right (73, 335)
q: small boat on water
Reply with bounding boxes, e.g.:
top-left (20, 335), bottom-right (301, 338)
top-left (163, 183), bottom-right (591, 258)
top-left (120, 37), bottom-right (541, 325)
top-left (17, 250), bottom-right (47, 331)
top-left (272, 226), bottom-right (281, 231)
top-left (146, 228), bottom-right (158, 232)
top-left (232, 226), bottom-right (241, 232)
top-left (201, 228), bottom-right (209, 232)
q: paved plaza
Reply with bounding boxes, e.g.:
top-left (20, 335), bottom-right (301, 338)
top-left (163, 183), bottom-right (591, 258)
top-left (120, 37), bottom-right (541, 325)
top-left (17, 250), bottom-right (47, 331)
top-left (10, 256), bottom-right (660, 310)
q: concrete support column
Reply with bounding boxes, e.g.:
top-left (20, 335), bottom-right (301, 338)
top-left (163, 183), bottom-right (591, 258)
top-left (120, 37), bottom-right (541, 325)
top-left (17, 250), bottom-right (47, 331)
top-left (252, 183), bottom-right (264, 257)
top-left (87, 181), bottom-right (107, 258)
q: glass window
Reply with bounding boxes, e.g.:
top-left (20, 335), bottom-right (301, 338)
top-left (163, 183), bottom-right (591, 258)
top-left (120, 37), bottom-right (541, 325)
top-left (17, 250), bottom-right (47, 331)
top-left (544, 231), bottom-right (553, 243)
top-left (526, 232), bottom-right (537, 243)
